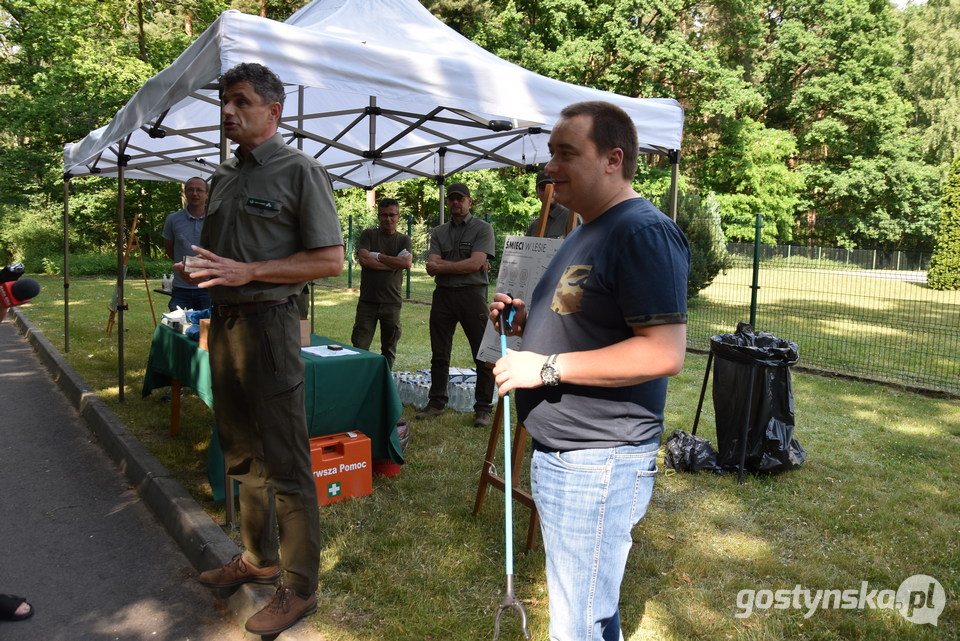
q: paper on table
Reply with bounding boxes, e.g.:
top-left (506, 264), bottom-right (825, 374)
top-left (301, 344), bottom-right (360, 358)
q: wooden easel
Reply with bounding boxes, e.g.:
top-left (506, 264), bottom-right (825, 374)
top-left (473, 182), bottom-right (581, 552)
top-left (473, 400), bottom-right (540, 551)
top-left (106, 214), bottom-right (158, 334)
top-left (532, 183), bottom-right (579, 238)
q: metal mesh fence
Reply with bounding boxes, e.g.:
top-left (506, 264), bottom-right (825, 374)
top-left (687, 243), bottom-right (959, 395)
top-left (341, 216), bottom-right (959, 396)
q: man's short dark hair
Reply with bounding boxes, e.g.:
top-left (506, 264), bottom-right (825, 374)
top-left (378, 197), bottom-right (400, 211)
top-left (220, 62), bottom-right (285, 108)
top-left (560, 101), bottom-right (638, 180)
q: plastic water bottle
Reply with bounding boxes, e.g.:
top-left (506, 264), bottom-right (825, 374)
top-left (449, 382), bottom-right (463, 412)
top-left (413, 374), bottom-right (429, 409)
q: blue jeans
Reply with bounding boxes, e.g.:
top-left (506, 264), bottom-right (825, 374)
top-left (531, 438), bottom-right (660, 641)
top-left (168, 286), bottom-right (211, 312)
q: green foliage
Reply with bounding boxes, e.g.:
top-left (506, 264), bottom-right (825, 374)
top-left (0, 0), bottom-right (231, 262)
top-left (466, 167), bottom-right (540, 234)
top-left (758, 0), bottom-right (941, 251)
top-left (407, 218), bottom-right (431, 262)
top-left (703, 117), bottom-right (803, 243)
top-left (451, 0), bottom-right (942, 252)
top-left (0, 2), bottom-right (156, 151)
top-left (58, 177), bottom-right (185, 258)
top-left (40, 256), bottom-right (60, 275)
top-left (0, 0), bottom-right (953, 271)
top-left (927, 155), bottom-right (960, 289)
top-left (39, 252), bottom-right (172, 277)
top-left (903, 0), bottom-right (960, 169)
top-left (333, 188), bottom-right (375, 237)
top-left (0, 203), bottom-right (68, 270)
top-left (669, 191), bottom-right (733, 298)
top-left (230, 0), bottom-right (302, 22)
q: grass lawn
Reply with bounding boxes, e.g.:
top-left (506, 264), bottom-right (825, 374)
top-left (16, 274), bottom-right (960, 640)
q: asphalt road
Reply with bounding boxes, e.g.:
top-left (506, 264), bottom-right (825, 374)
top-left (0, 316), bottom-right (253, 641)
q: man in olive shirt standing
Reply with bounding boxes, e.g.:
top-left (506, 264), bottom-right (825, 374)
top-left (351, 197), bottom-right (412, 369)
top-left (416, 183), bottom-right (496, 427)
top-left (181, 62), bottom-right (344, 636)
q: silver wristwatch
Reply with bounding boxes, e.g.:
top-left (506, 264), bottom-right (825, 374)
top-left (540, 354), bottom-right (561, 387)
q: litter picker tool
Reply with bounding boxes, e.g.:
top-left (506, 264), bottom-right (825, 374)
top-left (493, 296), bottom-right (530, 641)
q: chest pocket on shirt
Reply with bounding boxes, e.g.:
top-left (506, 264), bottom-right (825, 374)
top-left (244, 197), bottom-right (283, 218)
top-left (551, 265), bottom-right (591, 315)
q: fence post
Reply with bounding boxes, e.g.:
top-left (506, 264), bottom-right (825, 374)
top-left (347, 214), bottom-right (354, 289)
top-left (750, 213), bottom-right (762, 327)
top-left (405, 214), bottom-right (412, 300)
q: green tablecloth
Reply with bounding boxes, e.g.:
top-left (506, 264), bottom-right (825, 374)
top-left (143, 324), bottom-right (404, 475)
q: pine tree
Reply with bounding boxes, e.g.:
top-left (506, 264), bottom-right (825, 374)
top-left (927, 156), bottom-right (960, 290)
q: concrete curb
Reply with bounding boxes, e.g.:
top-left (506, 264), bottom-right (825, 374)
top-left (11, 308), bottom-right (324, 641)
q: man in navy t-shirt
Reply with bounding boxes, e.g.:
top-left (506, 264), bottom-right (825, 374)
top-left (490, 101), bottom-right (690, 641)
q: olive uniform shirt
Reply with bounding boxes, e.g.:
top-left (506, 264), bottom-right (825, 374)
top-left (201, 133), bottom-right (344, 303)
top-left (427, 213), bottom-right (495, 287)
top-left (356, 228), bottom-right (411, 305)
top-left (526, 202), bottom-right (577, 239)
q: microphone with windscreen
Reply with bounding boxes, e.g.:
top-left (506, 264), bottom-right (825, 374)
top-left (0, 277), bottom-right (40, 308)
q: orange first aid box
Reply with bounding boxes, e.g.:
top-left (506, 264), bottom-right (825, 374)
top-left (309, 431), bottom-right (372, 506)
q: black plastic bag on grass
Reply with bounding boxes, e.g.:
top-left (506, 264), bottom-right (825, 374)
top-left (710, 322), bottom-right (806, 473)
top-left (664, 430), bottom-right (720, 472)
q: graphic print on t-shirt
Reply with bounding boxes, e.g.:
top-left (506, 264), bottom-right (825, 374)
top-left (551, 265), bottom-right (591, 315)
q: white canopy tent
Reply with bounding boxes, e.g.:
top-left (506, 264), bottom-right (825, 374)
top-left (64, 0), bottom-right (683, 189)
top-left (61, 0), bottom-right (684, 393)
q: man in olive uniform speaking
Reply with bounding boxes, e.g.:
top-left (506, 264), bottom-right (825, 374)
top-left (177, 62), bottom-right (344, 636)
top-left (416, 183), bottom-right (496, 427)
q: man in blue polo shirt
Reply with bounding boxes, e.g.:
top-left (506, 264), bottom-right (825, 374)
top-left (162, 177), bottom-right (212, 311)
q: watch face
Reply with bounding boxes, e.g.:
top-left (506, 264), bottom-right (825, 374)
top-left (541, 362), bottom-right (560, 386)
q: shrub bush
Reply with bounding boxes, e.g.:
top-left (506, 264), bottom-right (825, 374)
top-left (0, 205), bottom-right (67, 271)
top-left (41, 252), bottom-right (172, 278)
top-left (671, 191), bottom-right (733, 298)
top-left (927, 155), bottom-right (960, 290)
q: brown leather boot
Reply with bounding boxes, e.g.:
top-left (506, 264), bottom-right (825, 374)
top-left (415, 405), bottom-right (445, 419)
top-left (196, 553), bottom-right (281, 588)
top-left (245, 584), bottom-right (318, 635)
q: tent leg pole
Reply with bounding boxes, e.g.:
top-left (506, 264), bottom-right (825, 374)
top-left (438, 148), bottom-right (447, 225)
top-left (668, 149), bottom-right (679, 222)
top-left (691, 350), bottom-right (713, 436)
top-left (63, 178), bottom-right (71, 353)
top-left (116, 139), bottom-right (129, 403)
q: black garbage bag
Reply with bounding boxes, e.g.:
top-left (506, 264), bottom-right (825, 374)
top-left (664, 429), bottom-right (720, 472)
top-left (711, 322), bottom-right (806, 473)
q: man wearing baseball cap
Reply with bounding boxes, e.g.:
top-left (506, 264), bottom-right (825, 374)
top-left (526, 170), bottom-right (579, 238)
top-left (417, 183), bottom-right (497, 427)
